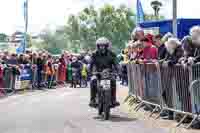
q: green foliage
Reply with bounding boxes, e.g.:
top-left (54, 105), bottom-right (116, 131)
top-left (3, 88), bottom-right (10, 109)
top-left (65, 4), bottom-right (136, 53)
top-left (0, 33), bottom-right (8, 42)
top-left (33, 28), bottom-right (68, 54)
top-left (35, 4), bottom-right (164, 54)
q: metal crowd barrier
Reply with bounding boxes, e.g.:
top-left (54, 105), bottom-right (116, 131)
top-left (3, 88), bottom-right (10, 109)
top-left (0, 63), bottom-right (72, 98)
top-left (127, 62), bottom-right (200, 128)
top-left (0, 66), bottom-right (17, 97)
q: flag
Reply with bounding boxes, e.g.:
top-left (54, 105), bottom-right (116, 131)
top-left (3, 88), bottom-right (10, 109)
top-left (136, 0), bottom-right (144, 24)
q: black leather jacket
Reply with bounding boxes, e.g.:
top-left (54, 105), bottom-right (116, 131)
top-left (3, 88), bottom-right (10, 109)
top-left (90, 50), bottom-right (118, 72)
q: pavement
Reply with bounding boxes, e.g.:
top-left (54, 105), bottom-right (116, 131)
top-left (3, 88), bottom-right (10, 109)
top-left (0, 84), bottom-right (197, 133)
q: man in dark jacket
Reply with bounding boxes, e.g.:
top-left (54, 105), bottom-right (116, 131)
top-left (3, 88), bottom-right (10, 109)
top-left (180, 26), bottom-right (200, 65)
top-left (89, 37), bottom-right (120, 107)
top-left (36, 53), bottom-right (45, 89)
top-left (154, 34), bottom-right (167, 60)
top-left (161, 38), bottom-right (183, 120)
top-left (71, 56), bottom-right (82, 88)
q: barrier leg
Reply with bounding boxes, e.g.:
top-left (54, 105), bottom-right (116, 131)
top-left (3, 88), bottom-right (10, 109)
top-left (124, 95), bottom-right (131, 102)
top-left (186, 115), bottom-right (198, 129)
top-left (155, 108), bottom-right (165, 120)
top-left (128, 98), bottom-right (136, 106)
top-left (135, 102), bottom-right (144, 112)
top-left (149, 106), bottom-right (160, 117)
top-left (176, 114), bottom-right (188, 127)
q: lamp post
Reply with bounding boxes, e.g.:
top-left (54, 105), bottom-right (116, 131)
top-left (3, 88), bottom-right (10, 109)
top-left (23, 0), bottom-right (28, 53)
top-left (151, 0), bottom-right (162, 20)
top-left (172, 0), bottom-right (177, 37)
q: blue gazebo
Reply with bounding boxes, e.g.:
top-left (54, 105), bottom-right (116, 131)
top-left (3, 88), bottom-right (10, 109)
top-left (139, 19), bottom-right (200, 39)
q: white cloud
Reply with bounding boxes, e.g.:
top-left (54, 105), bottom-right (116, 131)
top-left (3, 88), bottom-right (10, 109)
top-left (0, 0), bottom-right (199, 34)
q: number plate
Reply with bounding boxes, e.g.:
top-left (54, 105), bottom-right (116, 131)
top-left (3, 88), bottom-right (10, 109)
top-left (100, 80), bottom-right (111, 90)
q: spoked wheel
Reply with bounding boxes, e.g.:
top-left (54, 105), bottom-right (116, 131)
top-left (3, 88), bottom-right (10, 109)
top-left (103, 91), bottom-right (111, 120)
top-left (98, 90), bottom-right (103, 116)
top-left (103, 104), bottom-right (110, 120)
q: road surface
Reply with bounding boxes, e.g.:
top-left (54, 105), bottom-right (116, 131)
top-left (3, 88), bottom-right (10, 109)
top-left (0, 85), bottom-right (170, 133)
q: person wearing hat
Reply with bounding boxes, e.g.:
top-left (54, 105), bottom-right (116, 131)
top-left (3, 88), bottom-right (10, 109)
top-left (141, 34), bottom-right (158, 62)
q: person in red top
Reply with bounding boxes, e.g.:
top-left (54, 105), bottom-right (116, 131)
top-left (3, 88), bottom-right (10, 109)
top-left (140, 34), bottom-right (159, 112)
top-left (142, 34), bottom-right (158, 61)
top-left (58, 54), bottom-right (66, 83)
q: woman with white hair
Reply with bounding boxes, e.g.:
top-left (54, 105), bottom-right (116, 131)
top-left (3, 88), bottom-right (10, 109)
top-left (131, 27), bottom-right (145, 41)
top-left (162, 37), bottom-right (183, 66)
top-left (181, 25), bottom-right (200, 65)
top-left (160, 37), bottom-right (183, 120)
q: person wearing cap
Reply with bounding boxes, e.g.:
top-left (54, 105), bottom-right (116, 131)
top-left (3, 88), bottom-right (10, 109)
top-left (141, 34), bottom-right (158, 62)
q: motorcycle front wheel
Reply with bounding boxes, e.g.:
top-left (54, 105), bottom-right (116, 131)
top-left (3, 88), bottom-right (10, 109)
top-left (103, 91), bottom-right (111, 120)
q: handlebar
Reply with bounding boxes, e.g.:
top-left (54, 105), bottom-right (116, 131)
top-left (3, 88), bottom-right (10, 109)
top-left (92, 71), bottom-right (118, 77)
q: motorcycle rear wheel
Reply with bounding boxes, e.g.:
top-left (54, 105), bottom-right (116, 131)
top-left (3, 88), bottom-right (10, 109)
top-left (104, 107), bottom-right (110, 120)
top-left (98, 103), bottom-right (103, 115)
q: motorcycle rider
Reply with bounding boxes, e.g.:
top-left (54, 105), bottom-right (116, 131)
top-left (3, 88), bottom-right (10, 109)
top-left (89, 37), bottom-right (120, 107)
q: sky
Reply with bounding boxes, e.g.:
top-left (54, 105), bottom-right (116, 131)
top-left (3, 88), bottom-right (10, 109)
top-left (0, 0), bottom-right (200, 35)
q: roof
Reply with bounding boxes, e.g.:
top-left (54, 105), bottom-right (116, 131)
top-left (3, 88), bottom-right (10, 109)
top-left (140, 18), bottom-right (200, 25)
top-left (139, 18), bottom-right (200, 38)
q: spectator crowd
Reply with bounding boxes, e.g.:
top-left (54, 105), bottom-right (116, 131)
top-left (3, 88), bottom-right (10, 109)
top-left (0, 49), bottom-right (92, 91)
top-left (117, 26), bottom-right (200, 85)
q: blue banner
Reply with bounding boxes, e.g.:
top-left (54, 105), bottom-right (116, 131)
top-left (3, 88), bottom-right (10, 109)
top-left (136, 0), bottom-right (144, 24)
top-left (20, 66), bottom-right (32, 80)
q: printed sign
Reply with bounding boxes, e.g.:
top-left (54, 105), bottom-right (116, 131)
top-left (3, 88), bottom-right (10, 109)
top-left (20, 67), bottom-right (32, 80)
top-left (144, 27), bottom-right (160, 35)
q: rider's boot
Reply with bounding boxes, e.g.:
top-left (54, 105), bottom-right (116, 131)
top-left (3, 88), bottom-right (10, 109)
top-left (89, 80), bottom-right (98, 107)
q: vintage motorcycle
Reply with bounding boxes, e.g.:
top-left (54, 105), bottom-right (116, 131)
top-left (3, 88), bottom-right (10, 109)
top-left (91, 69), bottom-right (118, 120)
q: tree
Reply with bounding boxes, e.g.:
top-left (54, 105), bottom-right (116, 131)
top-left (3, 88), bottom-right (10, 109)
top-left (0, 33), bottom-right (8, 42)
top-left (36, 27), bottom-right (68, 54)
top-left (36, 4), bottom-right (166, 54)
top-left (64, 4), bottom-right (135, 53)
top-left (151, 0), bottom-right (162, 19)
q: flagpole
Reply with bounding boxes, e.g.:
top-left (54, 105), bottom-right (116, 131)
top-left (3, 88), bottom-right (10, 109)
top-left (172, 0), bottom-right (177, 37)
top-left (24, 0), bottom-right (28, 53)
